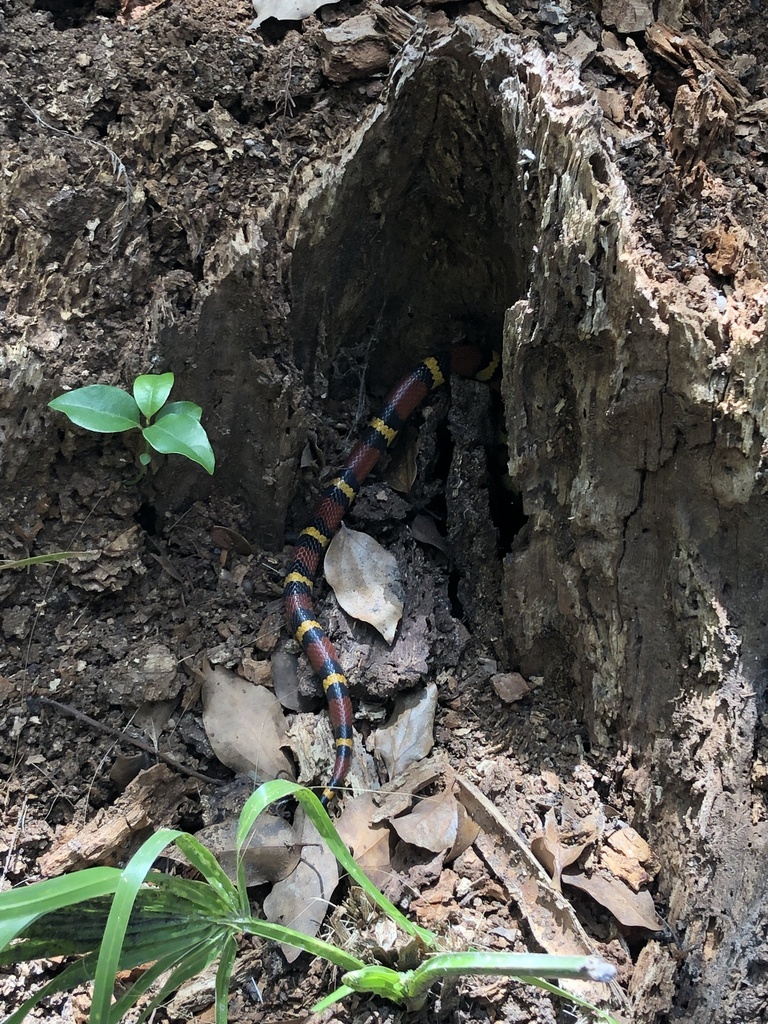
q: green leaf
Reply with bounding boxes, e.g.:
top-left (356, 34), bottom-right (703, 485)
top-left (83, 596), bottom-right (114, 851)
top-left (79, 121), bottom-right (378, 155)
top-left (215, 935), bottom-right (238, 1024)
top-left (49, 386), bottom-right (141, 434)
top-left (107, 937), bottom-right (223, 1024)
top-left (172, 834), bottom-right (239, 909)
top-left (312, 984), bottom-right (356, 1013)
top-left (143, 414), bottom-right (215, 475)
top-left (133, 373), bottom-right (174, 419)
top-left (0, 866), bottom-right (122, 951)
top-left (91, 828), bottom-right (183, 1024)
top-left (156, 400), bottom-right (203, 423)
top-left (0, 551), bottom-right (92, 571)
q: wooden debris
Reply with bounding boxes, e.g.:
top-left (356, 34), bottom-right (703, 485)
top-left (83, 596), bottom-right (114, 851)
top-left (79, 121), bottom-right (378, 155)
top-left (317, 13), bottom-right (397, 83)
top-left (601, 0), bottom-right (653, 33)
top-left (563, 30), bottom-right (598, 67)
top-left (599, 31), bottom-right (650, 85)
top-left (454, 776), bottom-right (627, 1010)
top-left (38, 764), bottom-right (192, 875)
top-left (701, 225), bottom-right (744, 277)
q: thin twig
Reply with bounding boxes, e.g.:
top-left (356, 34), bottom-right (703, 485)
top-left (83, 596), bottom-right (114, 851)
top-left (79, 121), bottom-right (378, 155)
top-left (35, 696), bottom-right (225, 786)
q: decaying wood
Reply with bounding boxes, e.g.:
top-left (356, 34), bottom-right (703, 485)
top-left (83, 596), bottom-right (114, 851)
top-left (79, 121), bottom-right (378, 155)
top-left (38, 764), bottom-right (193, 875)
top-left (284, 25), bottom-right (768, 1023)
top-left (456, 775), bottom-right (628, 1011)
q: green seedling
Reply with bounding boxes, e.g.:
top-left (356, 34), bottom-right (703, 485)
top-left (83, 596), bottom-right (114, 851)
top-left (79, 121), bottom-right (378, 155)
top-left (0, 781), bottom-right (620, 1024)
top-left (49, 372), bottom-right (215, 475)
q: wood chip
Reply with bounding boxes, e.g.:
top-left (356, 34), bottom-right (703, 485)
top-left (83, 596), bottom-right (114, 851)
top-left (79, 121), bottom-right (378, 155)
top-left (601, 0), bottom-right (653, 33)
top-left (317, 14), bottom-right (394, 83)
top-left (38, 764), bottom-right (192, 875)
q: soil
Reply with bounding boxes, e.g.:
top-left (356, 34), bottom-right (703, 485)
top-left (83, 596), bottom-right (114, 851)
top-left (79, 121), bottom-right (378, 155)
top-left (2, 0), bottom-right (768, 1022)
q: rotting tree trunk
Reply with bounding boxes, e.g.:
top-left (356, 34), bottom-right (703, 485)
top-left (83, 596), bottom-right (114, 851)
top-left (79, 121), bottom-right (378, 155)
top-left (284, 25), bottom-right (768, 1021)
top-left (2, 13), bottom-right (768, 1023)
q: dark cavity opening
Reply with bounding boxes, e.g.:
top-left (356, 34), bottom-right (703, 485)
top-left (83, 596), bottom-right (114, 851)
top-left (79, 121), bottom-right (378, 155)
top-left (287, 47), bottom-right (530, 659)
top-left (289, 52), bottom-right (529, 387)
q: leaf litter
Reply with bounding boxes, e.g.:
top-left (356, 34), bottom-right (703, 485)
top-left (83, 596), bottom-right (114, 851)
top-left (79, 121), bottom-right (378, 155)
top-left (324, 523), bottom-right (404, 644)
top-left (262, 806), bottom-right (340, 963)
top-left (200, 658), bottom-right (294, 782)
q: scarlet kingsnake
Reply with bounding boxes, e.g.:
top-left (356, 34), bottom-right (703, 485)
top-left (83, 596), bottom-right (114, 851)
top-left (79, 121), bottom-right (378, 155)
top-left (284, 344), bottom-right (501, 807)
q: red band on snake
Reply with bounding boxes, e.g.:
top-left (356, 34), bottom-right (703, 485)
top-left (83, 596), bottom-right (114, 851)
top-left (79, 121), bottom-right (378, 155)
top-left (284, 344), bottom-right (501, 807)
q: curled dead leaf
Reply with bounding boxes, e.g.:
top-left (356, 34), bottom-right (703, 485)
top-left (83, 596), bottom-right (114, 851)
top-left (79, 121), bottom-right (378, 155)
top-left (335, 793), bottom-right (394, 889)
top-left (210, 526), bottom-right (253, 554)
top-left (373, 682), bottom-right (437, 780)
top-left (562, 868), bottom-right (665, 932)
top-left (391, 789), bottom-right (459, 854)
top-left (201, 660), bottom-right (295, 782)
top-left (263, 807), bottom-right (339, 962)
top-left (184, 816), bottom-right (300, 886)
top-left (530, 807), bottom-right (589, 891)
top-left (389, 787), bottom-right (478, 860)
top-left (325, 523), bottom-right (403, 644)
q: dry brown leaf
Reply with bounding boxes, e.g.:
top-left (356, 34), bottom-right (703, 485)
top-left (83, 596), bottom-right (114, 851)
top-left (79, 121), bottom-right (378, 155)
top-left (410, 513), bottom-right (449, 555)
top-left (188, 815), bottom-right (300, 886)
top-left (201, 660), bottom-right (295, 782)
top-left (530, 808), bottom-right (589, 891)
top-left (133, 697), bottom-right (176, 746)
top-left (390, 789), bottom-right (459, 854)
top-left (210, 526), bottom-right (253, 554)
top-left (270, 650), bottom-right (314, 712)
top-left (448, 799), bottom-right (481, 862)
top-left (562, 868), bottom-right (664, 931)
top-left (386, 424), bottom-right (419, 493)
top-left (263, 807), bottom-right (339, 962)
top-left (335, 793), bottom-right (394, 889)
top-left (373, 682), bottom-right (437, 780)
top-left (369, 757), bottom-right (445, 822)
top-left (325, 523), bottom-right (403, 643)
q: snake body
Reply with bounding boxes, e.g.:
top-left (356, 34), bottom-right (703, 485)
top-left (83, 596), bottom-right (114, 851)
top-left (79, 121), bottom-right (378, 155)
top-left (284, 344), bottom-right (500, 806)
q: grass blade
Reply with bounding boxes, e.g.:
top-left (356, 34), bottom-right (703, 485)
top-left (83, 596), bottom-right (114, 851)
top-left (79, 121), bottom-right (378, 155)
top-left (173, 834), bottom-right (239, 909)
top-left (143, 871), bottom-right (233, 916)
top-left (409, 951), bottom-right (617, 987)
top-left (90, 828), bottom-right (182, 1024)
top-left (0, 867), bottom-right (121, 950)
top-left (215, 934), bottom-right (238, 1024)
top-left (106, 931), bottom-right (227, 1024)
top-left (132, 935), bottom-right (225, 1024)
top-left (237, 782), bottom-right (437, 948)
top-left (311, 983), bottom-right (356, 1013)
top-left (0, 551), bottom-right (93, 570)
top-left (238, 916), bottom-right (365, 972)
